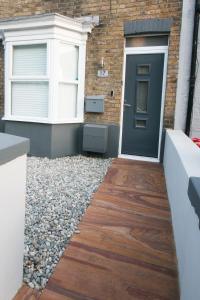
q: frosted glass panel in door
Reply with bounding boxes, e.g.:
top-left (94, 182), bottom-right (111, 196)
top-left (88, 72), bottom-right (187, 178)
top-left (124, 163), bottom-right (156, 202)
top-left (13, 44), bottom-right (47, 76)
top-left (57, 83), bottom-right (77, 119)
top-left (136, 81), bottom-right (149, 113)
top-left (59, 43), bottom-right (79, 81)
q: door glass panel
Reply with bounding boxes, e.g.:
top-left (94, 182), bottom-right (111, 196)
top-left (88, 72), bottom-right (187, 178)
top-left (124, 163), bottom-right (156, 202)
top-left (136, 80), bottom-right (149, 113)
top-left (137, 65), bottom-right (150, 75)
top-left (135, 119), bottom-right (147, 128)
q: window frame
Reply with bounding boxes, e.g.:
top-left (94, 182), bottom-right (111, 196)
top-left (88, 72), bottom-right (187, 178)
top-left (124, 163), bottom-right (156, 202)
top-left (11, 41), bottom-right (49, 120)
top-left (54, 40), bottom-right (80, 122)
top-left (4, 39), bottom-right (84, 124)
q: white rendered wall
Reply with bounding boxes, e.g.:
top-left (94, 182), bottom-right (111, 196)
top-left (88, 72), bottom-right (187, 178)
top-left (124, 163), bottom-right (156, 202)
top-left (0, 155), bottom-right (27, 300)
top-left (164, 130), bottom-right (200, 300)
top-left (190, 21), bottom-right (200, 138)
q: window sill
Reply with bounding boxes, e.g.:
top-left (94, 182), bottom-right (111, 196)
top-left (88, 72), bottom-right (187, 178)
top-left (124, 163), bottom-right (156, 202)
top-left (2, 116), bottom-right (84, 124)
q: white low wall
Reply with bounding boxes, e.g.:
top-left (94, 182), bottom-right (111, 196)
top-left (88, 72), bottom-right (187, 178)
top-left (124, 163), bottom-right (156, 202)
top-left (0, 133), bottom-right (29, 300)
top-left (164, 130), bottom-right (200, 300)
top-left (0, 155), bottom-right (27, 300)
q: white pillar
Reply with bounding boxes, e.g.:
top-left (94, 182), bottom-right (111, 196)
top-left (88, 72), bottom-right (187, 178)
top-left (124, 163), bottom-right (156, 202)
top-left (174, 0), bottom-right (196, 130)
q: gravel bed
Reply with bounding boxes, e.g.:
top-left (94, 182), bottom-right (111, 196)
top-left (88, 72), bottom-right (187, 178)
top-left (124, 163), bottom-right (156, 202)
top-left (24, 155), bottom-right (111, 290)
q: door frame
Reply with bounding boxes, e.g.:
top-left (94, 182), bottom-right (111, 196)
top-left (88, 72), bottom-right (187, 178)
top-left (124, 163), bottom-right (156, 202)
top-left (118, 45), bottom-right (168, 162)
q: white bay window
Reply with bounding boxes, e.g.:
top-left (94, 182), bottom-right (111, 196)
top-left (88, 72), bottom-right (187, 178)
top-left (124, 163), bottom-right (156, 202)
top-left (1, 14), bottom-right (93, 124)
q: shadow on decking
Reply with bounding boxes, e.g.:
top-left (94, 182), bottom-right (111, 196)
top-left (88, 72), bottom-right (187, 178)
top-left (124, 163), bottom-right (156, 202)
top-left (14, 158), bottom-right (179, 300)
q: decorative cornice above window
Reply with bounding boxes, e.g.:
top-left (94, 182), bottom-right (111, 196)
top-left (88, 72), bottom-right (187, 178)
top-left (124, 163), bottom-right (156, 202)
top-left (124, 18), bottom-right (173, 36)
top-left (0, 13), bottom-right (93, 41)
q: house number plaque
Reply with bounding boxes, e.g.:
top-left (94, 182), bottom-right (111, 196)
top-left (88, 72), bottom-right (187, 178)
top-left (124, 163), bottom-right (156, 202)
top-left (97, 69), bottom-right (109, 77)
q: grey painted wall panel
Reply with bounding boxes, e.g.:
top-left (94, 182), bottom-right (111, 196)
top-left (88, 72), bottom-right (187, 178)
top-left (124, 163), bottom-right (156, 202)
top-left (4, 121), bottom-right (120, 158)
top-left (106, 124), bottom-right (120, 157)
top-left (5, 121), bottom-right (52, 157)
top-left (51, 124), bottom-right (80, 158)
top-left (5, 122), bottom-right (81, 158)
top-left (124, 18), bottom-right (173, 36)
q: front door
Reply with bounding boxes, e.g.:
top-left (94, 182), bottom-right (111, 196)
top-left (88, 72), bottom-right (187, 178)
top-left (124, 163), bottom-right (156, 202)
top-left (122, 53), bottom-right (164, 158)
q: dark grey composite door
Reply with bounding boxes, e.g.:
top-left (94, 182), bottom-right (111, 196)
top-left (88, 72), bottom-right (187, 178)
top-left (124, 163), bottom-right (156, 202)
top-left (122, 53), bottom-right (164, 158)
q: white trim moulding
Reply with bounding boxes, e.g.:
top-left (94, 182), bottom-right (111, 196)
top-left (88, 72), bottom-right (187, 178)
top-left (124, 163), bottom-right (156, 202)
top-left (119, 45), bottom-right (168, 162)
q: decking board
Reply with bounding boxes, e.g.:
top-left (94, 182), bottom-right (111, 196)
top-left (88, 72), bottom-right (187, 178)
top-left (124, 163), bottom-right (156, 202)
top-left (14, 158), bottom-right (179, 300)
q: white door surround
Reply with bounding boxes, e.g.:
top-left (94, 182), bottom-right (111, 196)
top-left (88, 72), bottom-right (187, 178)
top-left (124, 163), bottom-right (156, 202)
top-left (119, 45), bottom-right (168, 163)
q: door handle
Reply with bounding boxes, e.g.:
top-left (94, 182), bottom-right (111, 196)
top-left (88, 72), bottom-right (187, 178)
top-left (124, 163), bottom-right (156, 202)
top-left (124, 103), bottom-right (132, 107)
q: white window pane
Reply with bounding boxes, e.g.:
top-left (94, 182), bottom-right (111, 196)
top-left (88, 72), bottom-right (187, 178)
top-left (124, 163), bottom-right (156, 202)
top-left (13, 44), bottom-right (47, 76)
top-left (12, 82), bottom-right (48, 118)
top-left (59, 43), bottom-right (79, 81)
top-left (57, 83), bottom-right (77, 119)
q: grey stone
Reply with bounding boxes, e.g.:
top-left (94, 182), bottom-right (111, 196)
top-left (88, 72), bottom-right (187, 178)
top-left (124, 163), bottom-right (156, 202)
top-left (24, 155), bottom-right (111, 290)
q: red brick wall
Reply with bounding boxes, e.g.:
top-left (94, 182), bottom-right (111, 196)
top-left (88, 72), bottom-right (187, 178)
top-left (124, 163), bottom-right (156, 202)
top-left (0, 0), bottom-right (182, 127)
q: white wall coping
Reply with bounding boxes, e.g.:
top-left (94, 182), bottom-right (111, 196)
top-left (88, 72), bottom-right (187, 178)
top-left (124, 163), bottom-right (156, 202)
top-left (0, 133), bottom-right (29, 166)
top-left (166, 129), bottom-right (200, 178)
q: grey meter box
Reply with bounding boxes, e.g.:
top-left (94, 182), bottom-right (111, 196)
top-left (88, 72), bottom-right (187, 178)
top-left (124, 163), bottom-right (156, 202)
top-left (85, 95), bottom-right (104, 113)
top-left (83, 124), bottom-right (108, 153)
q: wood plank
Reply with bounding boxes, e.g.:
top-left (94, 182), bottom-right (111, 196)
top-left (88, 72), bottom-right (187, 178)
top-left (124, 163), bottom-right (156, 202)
top-left (13, 284), bottom-right (40, 300)
top-left (14, 159), bottom-right (179, 300)
top-left (39, 159), bottom-right (179, 300)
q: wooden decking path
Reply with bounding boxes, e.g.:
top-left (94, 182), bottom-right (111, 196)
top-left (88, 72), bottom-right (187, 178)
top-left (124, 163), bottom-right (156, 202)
top-left (14, 158), bottom-right (179, 300)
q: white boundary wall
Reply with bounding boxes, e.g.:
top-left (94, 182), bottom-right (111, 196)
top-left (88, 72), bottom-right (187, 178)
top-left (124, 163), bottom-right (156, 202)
top-left (0, 154), bottom-right (27, 300)
top-left (164, 129), bottom-right (200, 300)
top-left (0, 132), bottom-right (29, 300)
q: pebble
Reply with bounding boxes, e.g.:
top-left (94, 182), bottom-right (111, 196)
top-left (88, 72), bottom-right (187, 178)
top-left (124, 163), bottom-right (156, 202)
top-left (24, 155), bottom-right (111, 289)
